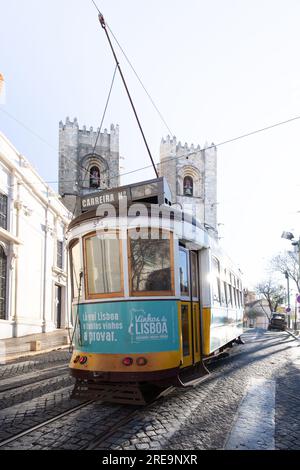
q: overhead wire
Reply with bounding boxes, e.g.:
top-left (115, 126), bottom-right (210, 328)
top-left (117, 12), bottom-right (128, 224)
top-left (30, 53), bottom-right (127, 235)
top-left (91, 64), bottom-right (118, 158)
top-left (0, 64), bottom-right (119, 189)
top-left (91, 0), bottom-right (174, 137)
top-left (3, 112), bottom-right (300, 188)
top-left (2, 2), bottom-right (300, 192)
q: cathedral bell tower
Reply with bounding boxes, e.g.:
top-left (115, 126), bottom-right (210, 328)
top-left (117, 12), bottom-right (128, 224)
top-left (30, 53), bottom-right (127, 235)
top-left (159, 135), bottom-right (218, 235)
top-left (58, 117), bottom-right (120, 215)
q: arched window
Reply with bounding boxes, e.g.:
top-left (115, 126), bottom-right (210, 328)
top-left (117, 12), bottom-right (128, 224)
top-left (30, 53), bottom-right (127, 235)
top-left (0, 245), bottom-right (7, 320)
top-left (183, 176), bottom-right (193, 196)
top-left (89, 166), bottom-right (100, 189)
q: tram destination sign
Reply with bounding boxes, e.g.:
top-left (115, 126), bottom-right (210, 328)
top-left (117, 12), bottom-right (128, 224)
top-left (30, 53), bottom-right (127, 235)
top-left (81, 188), bottom-right (128, 210)
top-left (81, 177), bottom-right (172, 212)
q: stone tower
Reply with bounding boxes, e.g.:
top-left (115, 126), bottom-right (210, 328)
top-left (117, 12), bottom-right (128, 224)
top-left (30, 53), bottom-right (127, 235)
top-left (159, 136), bottom-right (218, 235)
top-left (58, 117), bottom-right (120, 214)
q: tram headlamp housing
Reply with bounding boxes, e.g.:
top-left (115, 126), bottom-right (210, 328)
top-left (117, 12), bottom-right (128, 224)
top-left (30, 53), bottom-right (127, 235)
top-left (136, 357), bottom-right (147, 366)
top-left (79, 356), bottom-right (88, 365)
top-left (122, 357), bottom-right (133, 366)
top-left (73, 355), bottom-right (80, 363)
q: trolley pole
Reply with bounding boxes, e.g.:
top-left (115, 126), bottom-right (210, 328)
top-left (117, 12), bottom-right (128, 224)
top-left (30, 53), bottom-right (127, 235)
top-left (97, 12), bottom-right (158, 179)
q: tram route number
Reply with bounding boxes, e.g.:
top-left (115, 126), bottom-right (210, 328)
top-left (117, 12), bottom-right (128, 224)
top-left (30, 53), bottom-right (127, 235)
top-left (102, 454), bottom-right (198, 466)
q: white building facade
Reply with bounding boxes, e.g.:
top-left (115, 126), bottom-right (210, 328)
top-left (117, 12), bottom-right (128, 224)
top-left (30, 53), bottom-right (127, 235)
top-left (0, 132), bottom-right (72, 339)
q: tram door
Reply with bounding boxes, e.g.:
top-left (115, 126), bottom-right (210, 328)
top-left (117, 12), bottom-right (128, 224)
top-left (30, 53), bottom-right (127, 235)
top-left (190, 251), bottom-right (201, 364)
top-left (179, 248), bottom-right (201, 367)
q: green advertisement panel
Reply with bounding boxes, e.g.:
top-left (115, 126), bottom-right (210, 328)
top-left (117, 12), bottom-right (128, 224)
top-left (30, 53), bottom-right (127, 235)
top-left (74, 300), bottom-right (179, 354)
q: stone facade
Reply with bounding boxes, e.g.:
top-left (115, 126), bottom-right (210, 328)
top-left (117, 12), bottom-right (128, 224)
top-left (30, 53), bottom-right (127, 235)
top-left (0, 132), bottom-right (72, 339)
top-left (159, 136), bottom-right (217, 233)
top-left (58, 117), bottom-right (120, 214)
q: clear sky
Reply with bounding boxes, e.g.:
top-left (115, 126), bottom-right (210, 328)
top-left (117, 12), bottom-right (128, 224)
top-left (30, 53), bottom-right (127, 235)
top-left (1, 0), bottom-right (300, 289)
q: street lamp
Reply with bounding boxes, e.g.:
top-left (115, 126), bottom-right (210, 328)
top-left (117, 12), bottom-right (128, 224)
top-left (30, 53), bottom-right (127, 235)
top-left (281, 231), bottom-right (300, 332)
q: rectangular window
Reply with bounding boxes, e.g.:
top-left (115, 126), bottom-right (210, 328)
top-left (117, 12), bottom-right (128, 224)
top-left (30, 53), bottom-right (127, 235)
top-left (57, 240), bottom-right (63, 270)
top-left (232, 274), bottom-right (237, 307)
top-left (221, 281), bottom-right (228, 306)
top-left (179, 248), bottom-right (189, 297)
top-left (84, 232), bottom-right (123, 298)
top-left (190, 252), bottom-right (199, 299)
top-left (212, 257), bottom-right (221, 305)
top-left (70, 240), bottom-right (81, 300)
top-left (0, 193), bottom-right (8, 230)
top-left (227, 275), bottom-right (233, 307)
top-left (129, 229), bottom-right (173, 295)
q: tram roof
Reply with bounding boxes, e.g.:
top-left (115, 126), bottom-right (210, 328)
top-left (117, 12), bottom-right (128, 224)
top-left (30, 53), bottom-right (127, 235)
top-left (70, 176), bottom-right (209, 231)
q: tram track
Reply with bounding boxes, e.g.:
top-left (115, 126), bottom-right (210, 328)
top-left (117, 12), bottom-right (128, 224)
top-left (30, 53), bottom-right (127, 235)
top-left (0, 364), bottom-right (69, 394)
top-left (86, 387), bottom-right (174, 450)
top-left (0, 399), bottom-right (98, 448)
top-left (0, 385), bottom-right (175, 450)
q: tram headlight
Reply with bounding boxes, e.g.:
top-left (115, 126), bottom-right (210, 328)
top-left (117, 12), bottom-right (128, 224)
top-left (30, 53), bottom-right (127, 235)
top-left (73, 355), bottom-right (80, 363)
top-left (79, 356), bottom-right (88, 365)
top-left (122, 357), bottom-right (133, 366)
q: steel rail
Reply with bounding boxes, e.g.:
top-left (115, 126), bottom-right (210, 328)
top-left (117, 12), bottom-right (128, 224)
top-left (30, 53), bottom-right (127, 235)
top-left (0, 399), bottom-right (97, 448)
top-left (0, 365), bottom-right (69, 394)
top-left (86, 387), bottom-right (174, 450)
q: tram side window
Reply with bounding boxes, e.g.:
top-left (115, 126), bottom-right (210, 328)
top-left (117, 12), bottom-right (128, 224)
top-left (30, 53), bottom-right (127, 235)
top-left (70, 240), bottom-right (81, 300)
top-left (212, 257), bottom-right (221, 305)
top-left (191, 252), bottom-right (199, 299)
top-left (129, 230), bottom-right (173, 295)
top-left (236, 279), bottom-right (241, 307)
top-left (179, 249), bottom-right (189, 297)
top-left (227, 271), bottom-right (233, 307)
top-left (84, 233), bottom-right (122, 297)
top-left (221, 280), bottom-right (228, 306)
top-left (240, 289), bottom-right (244, 306)
top-left (230, 273), bottom-right (236, 307)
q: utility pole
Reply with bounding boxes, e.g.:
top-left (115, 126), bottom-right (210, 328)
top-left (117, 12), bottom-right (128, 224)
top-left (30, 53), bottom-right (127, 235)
top-left (284, 270), bottom-right (290, 328)
top-left (291, 236), bottom-right (300, 332)
top-left (281, 231), bottom-right (300, 332)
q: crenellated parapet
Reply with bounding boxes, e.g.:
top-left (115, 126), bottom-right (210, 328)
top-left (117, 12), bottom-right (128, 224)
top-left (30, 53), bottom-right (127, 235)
top-left (58, 117), bottom-right (120, 214)
top-left (159, 135), bottom-right (218, 234)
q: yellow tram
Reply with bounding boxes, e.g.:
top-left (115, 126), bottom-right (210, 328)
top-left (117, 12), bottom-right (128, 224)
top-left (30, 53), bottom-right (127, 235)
top-left (68, 178), bottom-right (244, 404)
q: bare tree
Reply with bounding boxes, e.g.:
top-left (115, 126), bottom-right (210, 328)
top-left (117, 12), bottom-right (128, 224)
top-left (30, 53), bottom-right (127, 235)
top-left (245, 300), bottom-right (271, 321)
top-left (255, 279), bottom-right (286, 313)
top-left (271, 251), bottom-right (300, 291)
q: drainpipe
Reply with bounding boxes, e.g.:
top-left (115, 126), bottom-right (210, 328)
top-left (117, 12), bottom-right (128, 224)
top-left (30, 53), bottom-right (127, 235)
top-left (42, 190), bottom-right (49, 333)
top-left (12, 180), bottom-right (21, 338)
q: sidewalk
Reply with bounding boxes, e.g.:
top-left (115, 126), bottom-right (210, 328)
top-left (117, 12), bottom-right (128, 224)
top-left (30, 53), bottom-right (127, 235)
top-left (0, 329), bottom-right (71, 363)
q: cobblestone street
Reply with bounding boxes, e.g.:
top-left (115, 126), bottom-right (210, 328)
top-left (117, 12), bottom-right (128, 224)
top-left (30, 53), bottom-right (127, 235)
top-left (0, 329), bottom-right (299, 450)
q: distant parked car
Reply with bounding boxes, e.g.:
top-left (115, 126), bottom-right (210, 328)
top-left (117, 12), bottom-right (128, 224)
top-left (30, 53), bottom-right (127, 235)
top-left (268, 313), bottom-right (287, 331)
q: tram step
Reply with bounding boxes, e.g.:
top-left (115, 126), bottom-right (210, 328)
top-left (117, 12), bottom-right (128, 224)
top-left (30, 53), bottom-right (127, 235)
top-left (177, 361), bottom-right (210, 387)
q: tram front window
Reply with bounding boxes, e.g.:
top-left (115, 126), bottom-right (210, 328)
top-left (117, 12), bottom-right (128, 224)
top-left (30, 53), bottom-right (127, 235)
top-left (84, 233), bottom-right (122, 297)
top-left (129, 230), bottom-right (173, 295)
